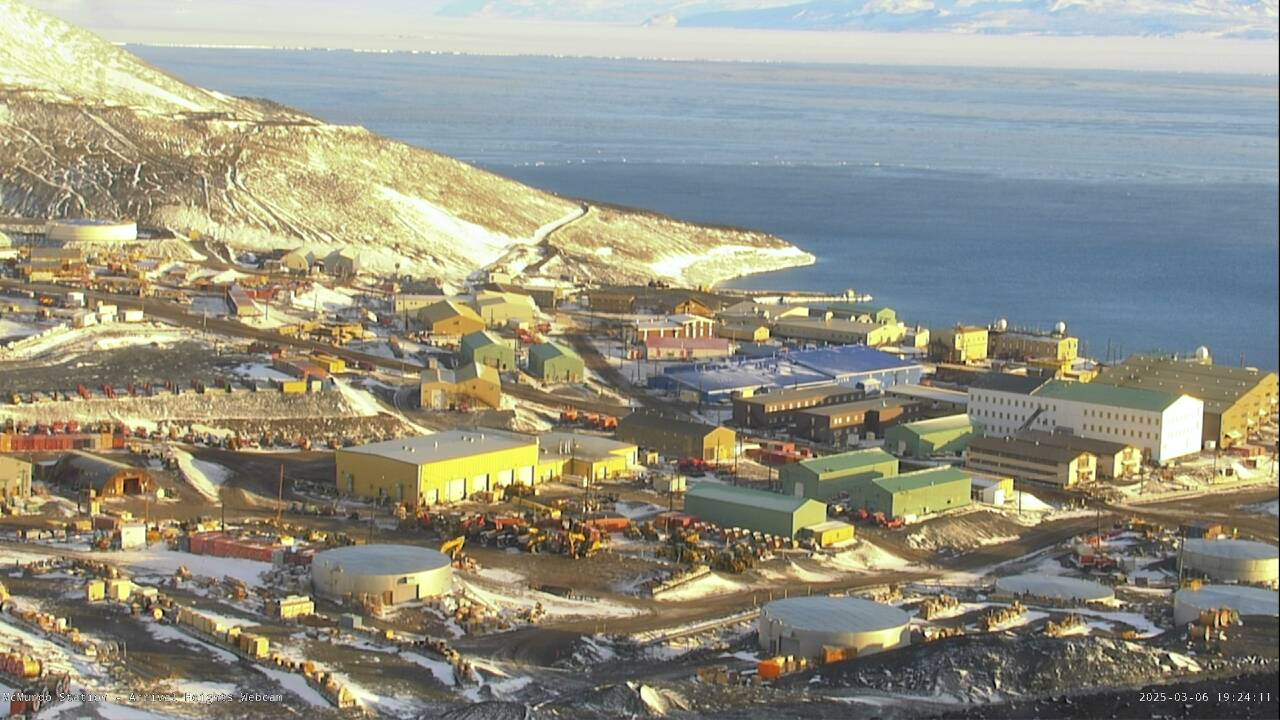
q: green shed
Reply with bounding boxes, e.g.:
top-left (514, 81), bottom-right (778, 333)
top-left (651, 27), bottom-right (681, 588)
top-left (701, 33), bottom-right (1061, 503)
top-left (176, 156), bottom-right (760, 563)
top-left (779, 448), bottom-right (899, 501)
top-left (848, 466), bottom-right (971, 519)
top-left (684, 483), bottom-right (828, 538)
top-left (460, 330), bottom-right (516, 371)
top-left (883, 414), bottom-right (974, 459)
top-left (527, 341), bottom-right (585, 383)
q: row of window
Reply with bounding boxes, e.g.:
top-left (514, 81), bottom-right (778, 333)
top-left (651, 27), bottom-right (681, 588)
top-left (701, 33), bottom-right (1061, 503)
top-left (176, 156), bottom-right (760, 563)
top-left (1083, 407), bottom-right (1159, 426)
top-left (1082, 424), bottom-right (1154, 441)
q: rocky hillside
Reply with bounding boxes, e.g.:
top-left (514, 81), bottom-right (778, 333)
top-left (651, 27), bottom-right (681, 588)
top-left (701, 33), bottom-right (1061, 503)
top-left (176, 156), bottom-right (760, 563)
top-left (0, 0), bottom-right (812, 285)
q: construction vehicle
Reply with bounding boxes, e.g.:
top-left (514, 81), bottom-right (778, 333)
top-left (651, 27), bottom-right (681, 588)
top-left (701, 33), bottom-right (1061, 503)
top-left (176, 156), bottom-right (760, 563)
top-left (512, 496), bottom-right (562, 520)
top-left (678, 457), bottom-right (710, 474)
top-left (440, 536), bottom-right (467, 562)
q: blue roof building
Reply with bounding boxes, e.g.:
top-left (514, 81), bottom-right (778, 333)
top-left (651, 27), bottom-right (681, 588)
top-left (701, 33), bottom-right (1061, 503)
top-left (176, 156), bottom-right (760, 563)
top-left (650, 345), bottom-right (922, 402)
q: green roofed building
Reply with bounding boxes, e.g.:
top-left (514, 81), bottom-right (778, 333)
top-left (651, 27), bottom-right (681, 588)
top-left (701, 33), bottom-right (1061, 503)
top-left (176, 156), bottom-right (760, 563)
top-left (779, 447), bottom-right (899, 501)
top-left (883, 414), bottom-right (974, 459)
top-left (527, 341), bottom-right (585, 383)
top-left (460, 330), bottom-right (516, 371)
top-left (684, 483), bottom-right (828, 537)
top-left (847, 466), bottom-right (972, 519)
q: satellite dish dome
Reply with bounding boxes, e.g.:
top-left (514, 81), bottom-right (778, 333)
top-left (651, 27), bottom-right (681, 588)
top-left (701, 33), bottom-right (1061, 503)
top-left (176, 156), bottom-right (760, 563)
top-left (995, 318), bottom-right (1008, 332)
top-left (1195, 345), bottom-right (1211, 362)
top-left (1054, 321), bottom-right (1067, 336)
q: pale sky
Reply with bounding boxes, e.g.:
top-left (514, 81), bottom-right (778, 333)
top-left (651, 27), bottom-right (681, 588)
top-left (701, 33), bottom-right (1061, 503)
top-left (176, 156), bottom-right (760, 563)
top-left (24, 0), bottom-right (1280, 74)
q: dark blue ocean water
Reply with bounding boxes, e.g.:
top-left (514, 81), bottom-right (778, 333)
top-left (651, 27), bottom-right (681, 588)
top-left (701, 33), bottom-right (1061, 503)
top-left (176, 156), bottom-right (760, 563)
top-left (132, 48), bottom-right (1279, 367)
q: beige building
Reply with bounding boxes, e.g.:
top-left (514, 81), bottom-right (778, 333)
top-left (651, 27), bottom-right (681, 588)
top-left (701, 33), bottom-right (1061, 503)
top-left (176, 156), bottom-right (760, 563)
top-left (539, 432), bottom-right (638, 481)
top-left (616, 412), bottom-right (736, 462)
top-left (967, 435), bottom-right (1097, 487)
top-left (418, 300), bottom-right (486, 336)
top-left (717, 321), bottom-right (770, 342)
top-left (931, 325), bottom-right (989, 364)
top-left (772, 317), bottom-right (906, 347)
top-left (0, 456), bottom-right (33, 499)
top-left (335, 430), bottom-right (540, 504)
top-left (472, 290), bottom-right (540, 327)
top-left (989, 330), bottom-right (1079, 362)
top-left (420, 362), bottom-right (502, 409)
top-left (1092, 356), bottom-right (1278, 448)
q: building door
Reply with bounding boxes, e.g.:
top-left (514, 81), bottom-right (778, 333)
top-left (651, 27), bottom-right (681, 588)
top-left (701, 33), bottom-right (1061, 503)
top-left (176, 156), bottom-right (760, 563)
top-left (446, 478), bottom-right (466, 502)
top-left (496, 469), bottom-right (514, 487)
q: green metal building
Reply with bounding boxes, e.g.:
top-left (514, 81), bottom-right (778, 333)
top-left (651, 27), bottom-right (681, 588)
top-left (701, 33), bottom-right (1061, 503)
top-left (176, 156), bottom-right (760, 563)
top-left (527, 341), bottom-right (585, 383)
top-left (779, 448), bottom-right (899, 501)
top-left (883, 414), bottom-right (974, 459)
top-left (684, 483), bottom-right (828, 537)
top-left (847, 466), bottom-right (972, 519)
top-left (460, 330), bottom-right (516, 371)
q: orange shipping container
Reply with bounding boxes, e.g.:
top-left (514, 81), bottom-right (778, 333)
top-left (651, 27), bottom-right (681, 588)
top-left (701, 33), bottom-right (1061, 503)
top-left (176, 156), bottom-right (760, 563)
top-left (757, 659), bottom-right (782, 680)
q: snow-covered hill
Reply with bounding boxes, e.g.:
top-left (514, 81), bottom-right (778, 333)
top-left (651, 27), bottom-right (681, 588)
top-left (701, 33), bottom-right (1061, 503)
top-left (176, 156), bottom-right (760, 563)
top-left (0, 0), bottom-right (811, 285)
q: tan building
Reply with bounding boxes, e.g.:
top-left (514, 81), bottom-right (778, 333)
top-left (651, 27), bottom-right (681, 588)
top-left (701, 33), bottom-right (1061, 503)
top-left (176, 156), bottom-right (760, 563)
top-left (335, 430), bottom-right (540, 504)
top-left (967, 435), bottom-right (1096, 487)
top-left (931, 325), bottom-right (989, 364)
top-left (324, 247), bottom-right (362, 278)
top-left (539, 431), bottom-right (638, 481)
top-left (393, 294), bottom-right (447, 315)
top-left (281, 248), bottom-right (316, 274)
top-left (731, 385), bottom-right (862, 428)
top-left (0, 456), bottom-right (33, 499)
top-left (717, 321), bottom-right (770, 343)
top-left (420, 362), bottom-right (502, 410)
top-left (1092, 356), bottom-right (1278, 448)
top-left (472, 290), bottom-right (539, 327)
top-left (587, 290), bottom-right (637, 314)
top-left (1016, 430), bottom-right (1142, 480)
top-left (671, 297), bottom-right (716, 317)
top-left (772, 317), bottom-right (906, 347)
top-left (418, 300), bottom-right (486, 336)
top-left (793, 397), bottom-right (915, 445)
top-left (989, 330), bottom-right (1079, 362)
top-left (616, 412), bottom-right (736, 462)
top-left (627, 314), bottom-right (717, 344)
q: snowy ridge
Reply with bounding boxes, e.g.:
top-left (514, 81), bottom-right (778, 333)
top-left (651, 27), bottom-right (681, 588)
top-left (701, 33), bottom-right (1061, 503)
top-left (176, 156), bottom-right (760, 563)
top-left (0, 0), bottom-right (810, 285)
top-left (0, 0), bottom-right (273, 115)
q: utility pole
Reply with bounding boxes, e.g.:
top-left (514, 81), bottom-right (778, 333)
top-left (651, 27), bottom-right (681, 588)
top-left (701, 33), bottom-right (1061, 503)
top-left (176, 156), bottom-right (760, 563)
top-left (277, 464), bottom-right (285, 524)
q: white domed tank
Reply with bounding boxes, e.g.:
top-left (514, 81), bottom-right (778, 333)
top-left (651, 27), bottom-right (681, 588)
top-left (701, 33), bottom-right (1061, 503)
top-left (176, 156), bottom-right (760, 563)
top-left (1195, 346), bottom-right (1212, 364)
top-left (759, 596), bottom-right (909, 658)
top-left (1173, 585), bottom-right (1278, 625)
top-left (1053, 321), bottom-right (1068, 337)
top-left (1182, 539), bottom-right (1279, 584)
top-left (995, 318), bottom-right (1009, 332)
top-left (312, 544), bottom-right (452, 605)
top-left (46, 218), bottom-right (138, 243)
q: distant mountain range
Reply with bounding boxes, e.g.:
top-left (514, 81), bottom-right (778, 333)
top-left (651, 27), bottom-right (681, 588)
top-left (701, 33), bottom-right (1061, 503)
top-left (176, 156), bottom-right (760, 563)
top-left (0, 0), bottom-right (811, 286)
top-left (673, 0), bottom-right (1279, 39)
top-left (25, 0), bottom-right (1280, 39)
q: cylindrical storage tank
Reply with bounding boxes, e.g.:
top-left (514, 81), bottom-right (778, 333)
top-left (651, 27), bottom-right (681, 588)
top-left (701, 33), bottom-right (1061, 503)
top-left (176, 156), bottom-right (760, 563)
top-left (994, 574), bottom-right (1115, 604)
top-left (46, 218), bottom-right (138, 243)
top-left (1182, 539), bottom-right (1279, 584)
top-left (758, 596), bottom-right (909, 659)
top-left (311, 544), bottom-right (452, 605)
top-left (1173, 585), bottom-right (1279, 625)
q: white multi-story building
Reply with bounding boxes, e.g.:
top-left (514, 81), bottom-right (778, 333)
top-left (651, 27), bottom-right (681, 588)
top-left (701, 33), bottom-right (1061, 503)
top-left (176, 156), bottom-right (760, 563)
top-left (968, 375), bottom-right (1203, 465)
